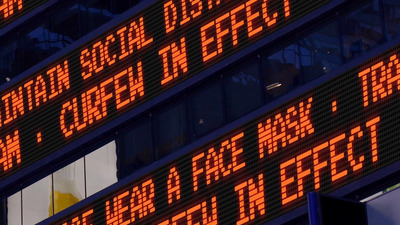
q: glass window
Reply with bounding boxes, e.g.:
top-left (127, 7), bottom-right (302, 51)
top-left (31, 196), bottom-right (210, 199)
top-left (6, 192), bottom-right (21, 225)
top-left (341, 1), bottom-right (384, 60)
top-left (22, 175), bottom-right (52, 225)
top-left (155, 101), bottom-right (187, 159)
top-left (119, 119), bottom-right (153, 179)
top-left (85, 141), bottom-right (117, 196)
top-left (80, 0), bottom-right (114, 35)
top-left (299, 21), bottom-right (344, 82)
top-left (20, 20), bottom-right (52, 71)
top-left (0, 34), bottom-right (19, 85)
top-left (383, 0), bottom-right (400, 39)
top-left (190, 82), bottom-right (224, 138)
top-left (52, 159), bottom-right (85, 214)
top-left (224, 61), bottom-right (261, 121)
top-left (48, 2), bottom-right (81, 50)
top-left (263, 44), bottom-right (301, 99)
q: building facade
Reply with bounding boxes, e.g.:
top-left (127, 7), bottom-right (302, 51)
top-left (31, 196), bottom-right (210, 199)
top-left (0, 0), bottom-right (399, 224)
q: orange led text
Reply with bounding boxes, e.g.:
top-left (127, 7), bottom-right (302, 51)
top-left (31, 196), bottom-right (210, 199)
top-left (60, 63), bottom-right (144, 137)
top-left (61, 209), bottom-right (94, 225)
top-left (235, 174), bottom-right (265, 225)
top-left (201, 0), bottom-right (291, 62)
top-left (0, 0), bottom-right (22, 19)
top-left (280, 116), bottom-right (380, 205)
top-left (0, 130), bottom-right (21, 173)
top-left (192, 132), bottom-right (246, 192)
top-left (106, 179), bottom-right (155, 224)
top-left (258, 97), bottom-right (314, 158)
top-left (157, 196), bottom-right (218, 225)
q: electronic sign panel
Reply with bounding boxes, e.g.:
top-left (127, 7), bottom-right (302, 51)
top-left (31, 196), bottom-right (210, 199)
top-left (0, 0), bottom-right (49, 28)
top-left (0, 0), bottom-right (332, 182)
top-left (43, 43), bottom-right (400, 225)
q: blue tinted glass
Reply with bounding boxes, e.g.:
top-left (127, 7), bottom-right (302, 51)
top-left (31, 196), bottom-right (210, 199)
top-left (155, 101), bottom-right (187, 159)
top-left (20, 21), bottom-right (51, 71)
top-left (341, 1), bottom-right (384, 60)
top-left (383, 0), bottom-right (400, 40)
top-left (190, 82), bottom-right (224, 138)
top-left (49, 2), bottom-right (82, 46)
top-left (0, 35), bottom-right (19, 85)
top-left (119, 119), bottom-right (153, 179)
top-left (299, 21), bottom-right (343, 82)
top-left (224, 60), bottom-right (261, 121)
top-left (81, 0), bottom-right (115, 35)
top-left (263, 44), bottom-right (301, 99)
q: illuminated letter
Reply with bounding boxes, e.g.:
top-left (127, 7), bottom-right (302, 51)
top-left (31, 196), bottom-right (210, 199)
top-left (387, 54), bottom-right (400, 94)
top-left (280, 158), bottom-right (297, 205)
top-left (206, 147), bottom-right (220, 185)
top-left (82, 86), bottom-right (102, 124)
top-left (2, 92), bottom-right (13, 124)
top-left (128, 62), bottom-right (145, 102)
top-left (347, 126), bottom-right (364, 172)
top-left (105, 34), bottom-right (117, 66)
top-left (296, 150), bottom-right (311, 197)
top-left (366, 116), bottom-right (380, 162)
top-left (141, 179), bottom-right (155, 218)
top-left (164, 0), bottom-right (177, 33)
top-left (329, 133), bottom-right (347, 182)
top-left (215, 12), bottom-right (230, 54)
top-left (283, 0), bottom-right (290, 17)
top-left (11, 87), bottom-right (24, 119)
top-left (117, 26), bottom-right (129, 60)
top-left (60, 99), bottom-right (75, 137)
top-left (258, 118), bottom-right (272, 158)
top-left (262, 0), bottom-right (278, 26)
top-left (159, 37), bottom-right (188, 85)
top-left (299, 97), bottom-right (314, 138)
top-left (23, 80), bottom-right (34, 110)
top-left (313, 142), bottom-right (328, 190)
top-left (286, 106), bottom-right (299, 144)
top-left (246, 0), bottom-right (263, 37)
top-left (202, 196), bottom-right (218, 225)
top-left (81, 48), bottom-right (93, 80)
top-left (192, 152), bottom-right (204, 192)
top-left (34, 75), bottom-right (48, 107)
top-left (168, 167), bottom-right (181, 204)
top-left (230, 132), bottom-right (246, 172)
top-left (201, 20), bottom-right (217, 62)
top-left (0, 130), bottom-right (21, 171)
top-left (0, 0), bottom-right (23, 19)
top-left (231, 4), bottom-right (245, 46)
top-left (114, 69), bottom-right (131, 110)
top-left (100, 77), bottom-right (114, 117)
top-left (92, 41), bottom-right (105, 74)
top-left (128, 17), bottom-right (153, 52)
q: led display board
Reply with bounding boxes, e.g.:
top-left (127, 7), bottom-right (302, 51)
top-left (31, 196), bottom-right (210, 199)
top-left (37, 40), bottom-right (400, 224)
top-left (0, 0), bottom-right (332, 182)
top-left (43, 42), bottom-right (400, 225)
top-left (0, 0), bottom-right (49, 28)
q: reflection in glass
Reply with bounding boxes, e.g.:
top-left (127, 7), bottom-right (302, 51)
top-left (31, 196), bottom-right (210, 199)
top-left (22, 175), bottom-right (52, 225)
top-left (383, 0), bottom-right (400, 39)
top-left (52, 159), bottom-right (85, 214)
top-left (155, 102), bottom-right (187, 159)
top-left (264, 45), bottom-right (301, 99)
top-left (299, 21), bottom-right (344, 82)
top-left (85, 141), bottom-right (117, 196)
top-left (225, 61), bottom-right (261, 121)
top-left (341, 1), bottom-right (384, 60)
top-left (190, 82), bottom-right (224, 138)
top-left (0, 35), bottom-right (19, 85)
top-left (120, 119), bottom-right (153, 179)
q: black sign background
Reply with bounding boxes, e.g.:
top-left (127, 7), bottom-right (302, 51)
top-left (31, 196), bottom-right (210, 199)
top-left (47, 44), bottom-right (400, 225)
top-left (0, 0), bottom-right (49, 29)
top-left (0, 0), bottom-right (331, 182)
